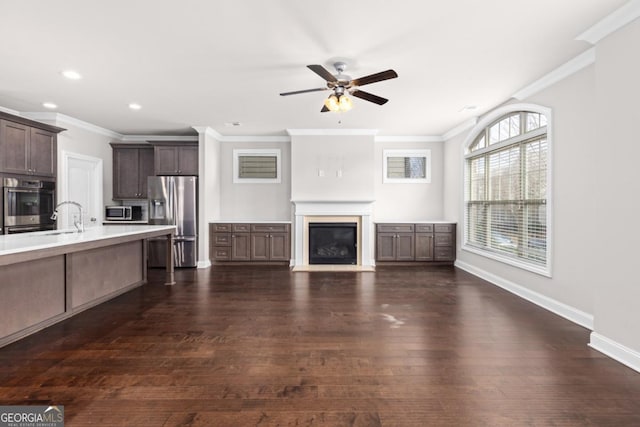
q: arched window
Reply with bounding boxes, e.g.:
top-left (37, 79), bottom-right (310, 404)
top-left (464, 106), bottom-right (550, 276)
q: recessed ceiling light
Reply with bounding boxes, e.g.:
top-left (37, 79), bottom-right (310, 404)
top-left (42, 102), bottom-right (58, 109)
top-left (62, 70), bottom-right (82, 80)
top-left (224, 121), bottom-right (241, 127)
top-left (128, 103), bottom-right (142, 110)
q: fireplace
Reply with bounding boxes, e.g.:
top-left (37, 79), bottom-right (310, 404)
top-left (292, 201), bottom-right (375, 270)
top-left (309, 222), bottom-right (357, 265)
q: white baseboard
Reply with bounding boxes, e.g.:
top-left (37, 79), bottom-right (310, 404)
top-left (197, 259), bottom-right (212, 269)
top-left (589, 332), bottom-right (640, 374)
top-left (454, 260), bottom-right (594, 330)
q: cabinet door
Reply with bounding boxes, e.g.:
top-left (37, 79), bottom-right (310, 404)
top-left (376, 233), bottom-right (397, 261)
top-left (113, 148), bottom-right (141, 199)
top-left (396, 232), bottom-right (415, 261)
top-left (269, 232), bottom-right (290, 261)
top-left (154, 146), bottom-right (178, 175)
top-left (0, 120), bottom-right (30, 174)
top-left (231, 233), bottom-right (251, 261)
top-left (250, 232), bottom-right (270, 261)
top-left (177, 146), bottom-right (199, 175)
top-left (137, 148), bottom-right (155, 198)
top-left (29, 128), bottom-right (56, 177)
top-left (415, 233), bottom-right (434, 261)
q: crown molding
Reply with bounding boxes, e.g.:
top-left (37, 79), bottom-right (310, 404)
top-left (121, 134), bottom-right (198, 142)
top-left (576, 0), bottom-right (640, 45)
top-left (375, 135), bottom-right (443, 143)
top-left (442, 118), bottom-right (478, 141)
top-left (287, 128), bottom-right (379, 136)
top-left (192, 126), bottom-right (223, 140)
top-left (512, 48), bottom-right (596, 100)
top-left (22, 112), bottom-right (124, 140)
top-left (220, 135), bottom-right (291, 143)
top-left (14, 111), bottom-right (480, 146)
top-left (0, 105), bottom-right (21, 116)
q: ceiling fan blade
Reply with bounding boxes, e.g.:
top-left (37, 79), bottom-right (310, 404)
top-left (321, 105), bottom-right (330, 113)
top-left (307, 64), bottom-right (338, 82)
top-left (351, 69), bottom-right (398, 87)
top-left (351, 89), bottom-right (389, 105)
top-left (280, 87), bottom-right (328, 96)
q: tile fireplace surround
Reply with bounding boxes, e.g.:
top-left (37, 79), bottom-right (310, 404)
top-left (292, 201), bottom-right (375, 271)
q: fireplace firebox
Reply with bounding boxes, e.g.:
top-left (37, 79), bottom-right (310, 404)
top-left (308, 222), bottom-right (357, 265)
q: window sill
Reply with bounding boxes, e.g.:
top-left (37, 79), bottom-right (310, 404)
top-left (461, 244), bottom-right (551, 278)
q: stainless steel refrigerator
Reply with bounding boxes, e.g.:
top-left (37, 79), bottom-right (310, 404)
top-left (147, 176), bottom-right (197, 268)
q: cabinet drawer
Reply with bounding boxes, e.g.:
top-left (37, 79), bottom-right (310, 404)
top-left (232, 224), bottom-right (251, 232)
top-left (415, 224), bottom-right (434, 233)
top-left (212, 233), bottom-right (231, 246)
top-left (434, 246), bottom-right (454, 260)
top-left (377, 224), bottom-right (414, 233)
top-left (211, 223), bottom-right (231, 232)
top-left (434, 224), bottom-right (454, 233)
top-left (434, 233), bottom-right (453, 246)
top-left (251, 224), bottom-right (288, 233)
top-left (212, 247), bottom-right (231, 260)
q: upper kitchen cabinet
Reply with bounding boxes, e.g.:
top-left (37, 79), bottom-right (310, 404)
top-left (151, 142), bottom-right (198, 176)
top-left (111, 143), bottom-right (154, 200)
top-left (0, 112), bottom-right (65, 178)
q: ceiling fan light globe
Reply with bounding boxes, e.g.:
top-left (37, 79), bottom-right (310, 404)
top-left (339, 95), bottom-right (353, 111)
top-left (325, 95), bottom-right (340, 112)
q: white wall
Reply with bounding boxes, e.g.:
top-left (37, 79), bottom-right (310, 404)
top-left (444, 16), bottom-right (640, 366)
top-left (290, 134), bottom-right (374, 202)
top-left (374, 140), bottom-right (444, 221)
top-left (591, 18), bottom-right (640, 355)
top-left (218, 140), bottom-right (291, 221)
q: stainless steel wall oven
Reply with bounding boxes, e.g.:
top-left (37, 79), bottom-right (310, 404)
top-left (3, 177), bottom-right (56, 234)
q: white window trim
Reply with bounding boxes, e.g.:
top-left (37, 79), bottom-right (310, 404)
top-left (233, 148), bottom-right (281, 184)
top-left (383, 149), bottom-right (432, 183)
top-left (461, 103), bottom-right (553, 277)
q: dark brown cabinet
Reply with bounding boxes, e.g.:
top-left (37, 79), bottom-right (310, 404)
top-left (230, 223), bottom-right (251, 261)
top-left (434, 224), bottom-right (456, 261)
top-left (152, 143), bottom-right (198, 176)
top-left (415, 224), bottom-right (434, 261)
top-left (376, 222), bottom-right (456, 264)
top-left (376, 224), bottom-right (415, 261)
top-left (250, 224), bottom-right (290, 261)
top-left (0, 115), bottom-right (62, 177)
top-left (111, 144), bottom-right (154, 200)
top-left (210, 222), bottom-right (290, 264)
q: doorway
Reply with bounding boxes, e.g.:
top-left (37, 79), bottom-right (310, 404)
top-left (59, 151), bottom-right (103, 229)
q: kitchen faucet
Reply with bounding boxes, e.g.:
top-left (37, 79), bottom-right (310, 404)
top-left (51, 201), bottom-right (84, 232)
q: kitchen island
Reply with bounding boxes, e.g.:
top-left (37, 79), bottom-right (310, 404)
top-left (0, 225), bottom-right (175, 348)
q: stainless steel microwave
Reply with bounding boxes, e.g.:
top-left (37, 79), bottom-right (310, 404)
top-left (105, 205), bottom-right (142, 221)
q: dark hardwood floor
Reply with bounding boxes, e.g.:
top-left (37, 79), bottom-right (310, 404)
top-left (1, 266), bottom-right (640, 426)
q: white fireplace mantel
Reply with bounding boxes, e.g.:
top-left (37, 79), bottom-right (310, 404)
top-left (292, 200), bottom-right (375, 269)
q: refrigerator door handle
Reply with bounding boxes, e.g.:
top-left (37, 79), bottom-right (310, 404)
top-left (173, 236), bottom-right (197, 242)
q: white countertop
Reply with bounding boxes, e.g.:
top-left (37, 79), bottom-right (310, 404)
top-left (375, 220), bottom-right (457, 224)
top-left (103, 220), bottom-right (149, 225)
top-left (211, 220), bottom-right (292, 224)
top-left (0, 225), bottom-right (176, 257)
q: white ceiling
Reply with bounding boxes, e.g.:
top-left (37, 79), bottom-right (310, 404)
top-left (0, 1), bottom-right (629, 137)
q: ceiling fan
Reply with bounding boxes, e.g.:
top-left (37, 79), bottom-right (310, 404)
top-left (279, 62), bottom-right (398, 112)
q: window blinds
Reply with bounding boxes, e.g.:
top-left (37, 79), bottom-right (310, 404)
top-left (238, 155), bottom-right (278, 179)
top-left (465, 112), bottom-right (548, 269)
